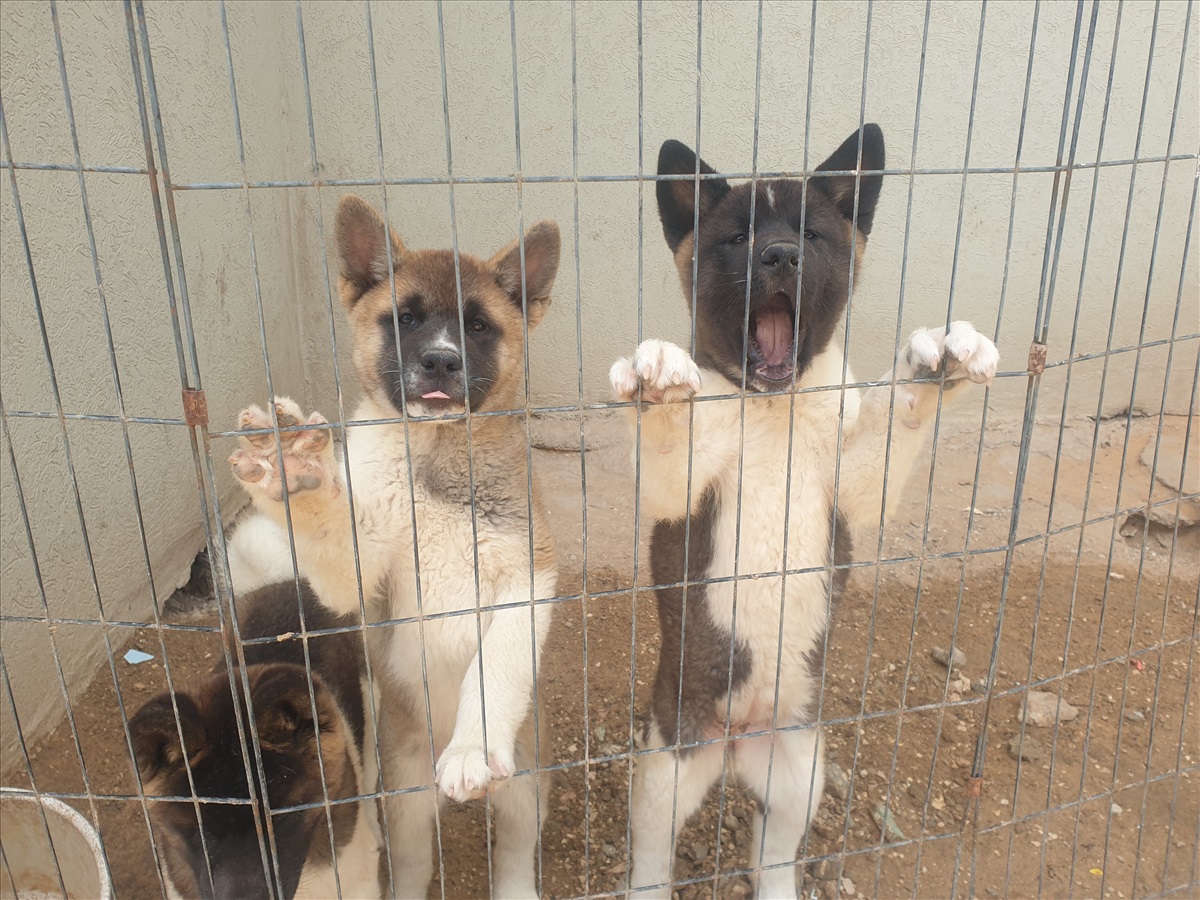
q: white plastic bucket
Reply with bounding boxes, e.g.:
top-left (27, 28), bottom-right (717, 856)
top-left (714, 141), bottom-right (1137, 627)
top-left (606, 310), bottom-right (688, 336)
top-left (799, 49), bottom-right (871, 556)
top-left (0, 791), bottom-right (112, 900)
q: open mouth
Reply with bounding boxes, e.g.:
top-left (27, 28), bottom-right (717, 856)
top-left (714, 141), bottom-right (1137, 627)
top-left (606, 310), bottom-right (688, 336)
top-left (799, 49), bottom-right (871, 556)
top-left (748, 291), bottom-right (802, 383)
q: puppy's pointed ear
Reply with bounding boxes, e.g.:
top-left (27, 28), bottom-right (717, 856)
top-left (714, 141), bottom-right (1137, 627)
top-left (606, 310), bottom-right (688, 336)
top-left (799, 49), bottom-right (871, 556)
top-left (129, 692), bottom-right (205, 791)
top-left (335, 194), bottom-right (406, 306)
top-left (812, 124), bottom-right (885, 237)
top-left (656, 140), bottom-right (730, 254)
top-left (489, 220), bottom-right (560, 329)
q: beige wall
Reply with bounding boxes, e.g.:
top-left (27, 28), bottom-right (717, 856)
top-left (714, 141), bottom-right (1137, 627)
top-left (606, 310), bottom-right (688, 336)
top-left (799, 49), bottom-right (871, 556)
top-left (2, 0), bottom-right (1196, 756)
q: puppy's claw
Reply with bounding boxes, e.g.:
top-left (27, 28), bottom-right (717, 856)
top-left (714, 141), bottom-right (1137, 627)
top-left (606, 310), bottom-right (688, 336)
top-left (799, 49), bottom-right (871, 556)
top-left (901, 322), bottom-right (998, 389)
top-left (611, 339), bottom-right (701, 405)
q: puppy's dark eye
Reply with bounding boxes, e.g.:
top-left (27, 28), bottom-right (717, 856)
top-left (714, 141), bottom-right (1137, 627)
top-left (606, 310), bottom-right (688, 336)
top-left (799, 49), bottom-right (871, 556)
top-left (730, 233), bottom-right (748, 245)
top-left (470, 318), bottom-right (487, 333)
top-left (398, 311), bottom-right (416, 326)
top-left (803, 228), bottom-right (819, 240)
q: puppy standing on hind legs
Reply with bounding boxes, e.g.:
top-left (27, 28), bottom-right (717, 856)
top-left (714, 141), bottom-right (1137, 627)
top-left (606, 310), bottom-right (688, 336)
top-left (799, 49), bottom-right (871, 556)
top-left (229, 194), bottom-right (561, 898)
top-left (613, 124), bottom-right (999, 898)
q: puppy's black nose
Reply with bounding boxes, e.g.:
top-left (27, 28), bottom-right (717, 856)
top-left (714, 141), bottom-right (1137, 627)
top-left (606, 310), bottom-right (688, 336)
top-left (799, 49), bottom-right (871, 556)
top-left (421, 349), bottom-right (462, 375)
top-left (760, 242), bottom-right (800, 269)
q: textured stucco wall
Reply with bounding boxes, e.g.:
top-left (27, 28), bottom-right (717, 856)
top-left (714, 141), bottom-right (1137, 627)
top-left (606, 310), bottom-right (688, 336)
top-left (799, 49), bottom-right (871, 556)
top-left (2, 0), bottom-right (1197, 758)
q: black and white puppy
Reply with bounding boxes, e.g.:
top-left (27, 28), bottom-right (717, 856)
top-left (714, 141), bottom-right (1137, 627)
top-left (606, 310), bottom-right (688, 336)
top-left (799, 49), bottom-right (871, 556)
top-left (130, 580), bottom-right (381, 899)
top-left (610, 125), bottom-right (999, 897)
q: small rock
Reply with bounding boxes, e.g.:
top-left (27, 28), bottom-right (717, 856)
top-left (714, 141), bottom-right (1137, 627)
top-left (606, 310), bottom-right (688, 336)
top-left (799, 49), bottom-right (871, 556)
top-left (133, 682), bottom-right (147, 691)
top-left (1123, 710), bottom-right (1145, 723)
top-left (735, 826), bottom-right (750, 846)
top-left (949, 675), bottom-right (972, 694)
top-left (825, 761), bottom-right (851, 801)
top-left (1111, 803), bottom-right (1123, 815)
top-left (811, 858), bottom-right (843, 881)
top-left (841, 877), bottom-right (856, 896)
top-left (689, 841), bottom-right (707, 862)
top-left (602, 842), bottom-right (616, 857)
top-left (1018, 690), bottom-right (1079, 727)
top-left (872, 803), bottom-right (906, 842)
top-left (1007, 734), bottom-right (1046, 762)
top-left (908, 782), bottom-right (927, 804)
top-left (812, 814), bottom-right (844, 839)
top-left (932, 646), bottom-right (967, 669)
top-left (595, 725), bottom-right (606, 742)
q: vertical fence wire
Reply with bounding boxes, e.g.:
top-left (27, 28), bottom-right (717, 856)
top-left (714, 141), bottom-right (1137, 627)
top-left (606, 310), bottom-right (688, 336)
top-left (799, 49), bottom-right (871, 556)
top-left (291, 3), bottom-right (398, 895)
top-left (361, 0), bottom-right (452, 893)
top-left (429, 0), bottom-right (502, 889)
top-left (121, 4), bottom-right (242, 893)
top-left (0, 1), bottom-right (1197, 899)
top-left (135, 0), bottom-right (284, 893)
top-left (215, 4), bottom-right (339, 893)
top-left (999, 1), bottom-right (1120, 894)
top-left (0, 91), bottom-right (123, 896)
top-left (507, 2), bottom-right (551, 892)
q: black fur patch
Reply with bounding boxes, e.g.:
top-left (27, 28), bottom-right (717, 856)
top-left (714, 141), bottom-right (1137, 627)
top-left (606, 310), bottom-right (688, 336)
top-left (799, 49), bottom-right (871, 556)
top-left (649, 488), bottom-right (750, 750)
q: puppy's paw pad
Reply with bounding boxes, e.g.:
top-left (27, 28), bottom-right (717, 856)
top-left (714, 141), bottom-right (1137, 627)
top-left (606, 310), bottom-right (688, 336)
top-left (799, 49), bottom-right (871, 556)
top-left (612, 340), bottom-right (701, 403)
top-left (435, 743), bottom-right (510, 803)
top-left (229, 397), bottom-right (333, 502)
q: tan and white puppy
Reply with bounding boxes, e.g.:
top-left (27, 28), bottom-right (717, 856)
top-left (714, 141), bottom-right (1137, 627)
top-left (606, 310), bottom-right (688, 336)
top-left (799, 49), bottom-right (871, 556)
top-left (229, 195), bottom-right (560, 897)
top-left (611, 126), bottom-right (1000, 898)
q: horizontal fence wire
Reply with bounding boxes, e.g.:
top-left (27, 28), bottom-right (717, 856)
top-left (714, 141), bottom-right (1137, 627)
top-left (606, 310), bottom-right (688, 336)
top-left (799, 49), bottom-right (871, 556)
top-left (0, 0), bottom-right (1197, 898)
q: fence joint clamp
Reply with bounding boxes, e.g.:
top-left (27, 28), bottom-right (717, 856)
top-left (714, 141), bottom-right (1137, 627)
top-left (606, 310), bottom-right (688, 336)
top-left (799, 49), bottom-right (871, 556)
top-left (1028, 341), bottom-right (1048, 376)
top-left (182, 389), bottom-right (209, 427)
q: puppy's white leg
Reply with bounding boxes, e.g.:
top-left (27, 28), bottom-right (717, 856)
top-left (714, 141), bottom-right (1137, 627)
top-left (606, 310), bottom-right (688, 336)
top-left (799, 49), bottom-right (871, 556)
top-left (629, 724), bottom-right (724, 898)
top-left (490, 731), bottom-right (546, 898)
top-left (437, 576), bottom-right (553, 804)
top-left (228, 397), bottom-right (395, 615)
top-left (381, 762), bottom-right (437, 899)
top-left (735, 729), bottom-right (824, 900)
top-left (610, 341), bottom-right (737, 523)
top-left (838, 321), bottom-right (999, 540)
top-left (224, 515), bottom-right (294, 597)
top-left (377, 697), bottom-right (439, 900)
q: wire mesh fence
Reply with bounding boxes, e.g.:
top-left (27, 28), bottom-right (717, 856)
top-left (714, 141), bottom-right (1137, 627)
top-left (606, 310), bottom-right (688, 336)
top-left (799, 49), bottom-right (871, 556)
top-left (0, 1), bottom-right (1197, 898)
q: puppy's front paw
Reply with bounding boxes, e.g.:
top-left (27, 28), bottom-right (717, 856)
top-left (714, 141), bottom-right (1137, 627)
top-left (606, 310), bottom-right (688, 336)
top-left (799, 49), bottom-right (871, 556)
top-left (435, 741), bottom-right (513, 803)
top-left (901, 321), bottom-right (999, 386)
top-left (229, 397), bottom-right (336, 503)
top-left (610, 339), bottom-right (701, 404)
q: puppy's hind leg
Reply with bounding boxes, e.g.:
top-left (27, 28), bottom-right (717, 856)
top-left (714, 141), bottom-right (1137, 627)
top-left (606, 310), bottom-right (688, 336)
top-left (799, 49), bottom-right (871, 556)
top-left (736, 728), bottom-right (824, 899)
top-left (490, 722), bottom-right (548, 898)
top-left (378, 700), bottom-right (439, 900)
top-left (629, 721), bottom-right (724, 899)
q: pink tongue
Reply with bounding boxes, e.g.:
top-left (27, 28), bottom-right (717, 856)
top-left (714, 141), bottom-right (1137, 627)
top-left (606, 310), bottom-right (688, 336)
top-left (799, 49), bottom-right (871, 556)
top-left (422, 390), bottom-right (451, 400)
top-left (754, 308), bottom-right (792, 365)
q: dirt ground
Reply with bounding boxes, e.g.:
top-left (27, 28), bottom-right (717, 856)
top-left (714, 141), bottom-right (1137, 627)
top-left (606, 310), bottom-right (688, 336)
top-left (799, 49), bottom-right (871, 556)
top-left (5, 413), bottom-right (1198, 899)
